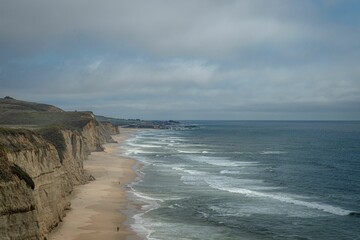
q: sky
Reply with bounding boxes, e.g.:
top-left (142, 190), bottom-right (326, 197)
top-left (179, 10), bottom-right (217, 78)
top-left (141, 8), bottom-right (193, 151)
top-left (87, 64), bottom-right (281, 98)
top-left (0, 0), bottom-right (359, 120)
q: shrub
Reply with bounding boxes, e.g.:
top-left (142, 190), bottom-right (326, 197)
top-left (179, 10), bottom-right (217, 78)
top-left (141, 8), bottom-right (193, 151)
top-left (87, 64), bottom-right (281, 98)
top-left (37, 126), bottom-right (66, 163)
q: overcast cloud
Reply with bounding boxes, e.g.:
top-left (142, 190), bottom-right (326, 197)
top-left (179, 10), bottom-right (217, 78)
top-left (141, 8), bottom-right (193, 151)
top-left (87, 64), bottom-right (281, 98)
top-left (0, 0), bottom-right (359, 120)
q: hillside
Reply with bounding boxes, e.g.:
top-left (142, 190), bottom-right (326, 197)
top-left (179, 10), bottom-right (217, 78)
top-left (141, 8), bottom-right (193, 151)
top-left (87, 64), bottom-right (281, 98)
top-left (0, 97), bottom-right (94, 130)
top-left (0, 97), bottom-right (63, 113)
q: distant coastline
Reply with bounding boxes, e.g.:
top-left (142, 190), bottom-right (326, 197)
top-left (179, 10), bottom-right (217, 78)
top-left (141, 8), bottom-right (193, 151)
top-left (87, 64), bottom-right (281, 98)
top-left (96, 115), bottom-right (180, 129)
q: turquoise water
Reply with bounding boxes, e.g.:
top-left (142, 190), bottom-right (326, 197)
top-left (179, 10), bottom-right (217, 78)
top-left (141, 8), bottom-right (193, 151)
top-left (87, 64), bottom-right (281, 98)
top-left (123, 121), bottom-right (360, 240)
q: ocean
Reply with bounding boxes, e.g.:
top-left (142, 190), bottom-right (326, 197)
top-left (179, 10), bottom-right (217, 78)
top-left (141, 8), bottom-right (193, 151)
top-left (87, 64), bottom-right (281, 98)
top-left (122, 121), bottom-right (360, 240)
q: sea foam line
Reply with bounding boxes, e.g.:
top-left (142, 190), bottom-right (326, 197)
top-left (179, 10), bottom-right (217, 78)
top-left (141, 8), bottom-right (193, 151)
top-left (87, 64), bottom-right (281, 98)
top-left (184, 155), bottom-right (247, 167)
top-left (208, 183), bottom-right (351, 216)
top-left (260, 151), bottom-right (287, 155)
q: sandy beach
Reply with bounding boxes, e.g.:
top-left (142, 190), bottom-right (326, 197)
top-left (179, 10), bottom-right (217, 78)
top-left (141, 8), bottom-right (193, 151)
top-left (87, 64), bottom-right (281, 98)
top-left (49, 128), bottom-right (141, 240)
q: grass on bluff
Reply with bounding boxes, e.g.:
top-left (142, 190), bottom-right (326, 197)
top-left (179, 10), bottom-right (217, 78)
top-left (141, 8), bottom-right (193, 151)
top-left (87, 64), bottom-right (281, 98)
top-left (0, 111), bottom-right (94, 130)
top-left (0, 126), bottom-right (66, 163)
top-left (0, 127), bottom-right (44, 152)
top-left (0, 97), bottom-right (63, 113)
top-left (36, 126), bottom-right (66, 162)
top-left (0, 98), bottom-right (97, 130)
top-left (0, 99), bottom-right (95, 178)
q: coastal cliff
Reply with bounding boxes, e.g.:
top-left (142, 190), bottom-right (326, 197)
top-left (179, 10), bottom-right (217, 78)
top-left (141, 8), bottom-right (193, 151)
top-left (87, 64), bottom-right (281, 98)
top-left (100, 121), bottom-right (120, 135)
top-left (0, 98), bottom-right (118, 240)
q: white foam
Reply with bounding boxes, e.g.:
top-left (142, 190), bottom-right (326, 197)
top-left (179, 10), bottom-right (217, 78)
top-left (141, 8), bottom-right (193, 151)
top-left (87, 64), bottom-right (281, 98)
top-left (175, 143), bottom-right (207, 148)
top-left (167, 137), bottom-right (186, 142)
top-left (130, 187), bottom-right (165, 203)
top-left (127, 143), bottom-right (162, 148)
top-left (172, 167), bottom-right (207, 176)
top-left (131, 205), bottom-right (160, 240)
top-left (260, 151), bottom-right (287, 155)
top-left (175, 167), bottom-right (206, 186)
top-left (177, 150), bottom-right (201, 154)
top-left (208, 183), bottom-right (351, 216)
top-left (125, 149), bottom-right (156, 155)
top-left (186, 155), bottom-right (241, 167)
top-left (237, 161), bottom-right (259, 166)
top-left (220, 170), bottom-right (240, 175)
top-left (130, 185), bottom-right (185, 203)
top-left (131, 213), bottom-right (155, 240)
top-left (180, 175), bottom-right (208, 186)
top-left (171, 166), bottom-right (185, 172)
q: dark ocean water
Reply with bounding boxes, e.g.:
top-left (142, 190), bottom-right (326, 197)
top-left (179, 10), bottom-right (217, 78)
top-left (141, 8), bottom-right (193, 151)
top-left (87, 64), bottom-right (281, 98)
top-left (122, 121), bottom-right (360, 240)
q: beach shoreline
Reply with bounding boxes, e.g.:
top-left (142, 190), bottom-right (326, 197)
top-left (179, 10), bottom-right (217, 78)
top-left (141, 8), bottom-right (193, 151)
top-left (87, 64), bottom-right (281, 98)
top-left (49, 128), bottom-right (142, 240)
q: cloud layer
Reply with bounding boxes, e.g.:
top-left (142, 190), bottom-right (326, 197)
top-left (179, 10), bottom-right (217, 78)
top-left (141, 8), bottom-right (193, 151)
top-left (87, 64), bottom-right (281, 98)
top-left (0, 0), bottom-right (359, 120)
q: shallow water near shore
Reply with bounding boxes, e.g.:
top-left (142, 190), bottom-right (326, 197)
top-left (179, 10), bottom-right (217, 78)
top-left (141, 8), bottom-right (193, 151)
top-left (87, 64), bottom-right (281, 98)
top-left (122, 121), bottom-right (360, 240)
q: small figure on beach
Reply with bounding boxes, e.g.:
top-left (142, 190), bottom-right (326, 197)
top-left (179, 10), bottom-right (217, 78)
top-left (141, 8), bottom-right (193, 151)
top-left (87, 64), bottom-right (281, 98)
top-left (117, 226), bottom-right (119, 231)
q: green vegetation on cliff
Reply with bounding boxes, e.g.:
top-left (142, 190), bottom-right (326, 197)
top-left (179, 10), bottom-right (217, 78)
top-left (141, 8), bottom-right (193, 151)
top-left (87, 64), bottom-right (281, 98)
top-left (0, 97), bottom-right (63, 113)
top-left (0, 97), bottom-right (97, 130)
top-left (0, 98), bottom-right (114, 159)
top-left (36, 127), bottom-right (66, 162)
top-left (0, 128), bottom-right (44, 152)
top-left (0, 127), bottom-right (67, 160)
top-left (0, 111), bottom-right (95, 130)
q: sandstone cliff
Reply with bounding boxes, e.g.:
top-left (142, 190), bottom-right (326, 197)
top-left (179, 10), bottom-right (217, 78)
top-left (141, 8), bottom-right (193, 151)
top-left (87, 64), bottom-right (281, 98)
top-left (0, 110), bottom-right (118, 239)
top-left (0, 149), bottom-right (39, 240)
top-left (99, 121), bottom-right (120, 135)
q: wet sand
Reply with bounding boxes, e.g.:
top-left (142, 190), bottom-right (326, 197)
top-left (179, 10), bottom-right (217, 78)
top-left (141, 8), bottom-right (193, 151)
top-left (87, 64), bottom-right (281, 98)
top-left (49, 129), bottom-right (142, 240)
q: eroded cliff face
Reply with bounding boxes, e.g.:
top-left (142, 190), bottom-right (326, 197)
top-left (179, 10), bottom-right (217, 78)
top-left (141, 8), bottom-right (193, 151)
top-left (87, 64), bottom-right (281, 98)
top-left (0, 130), bottom-right (71, 239)
top-left (0, 151), bottom-right (39, 240)
top-left (100, 122), bottom-right (120, 135)
top-left (59, 129), bottom-right (87, 186)
top-left (0, 115), bottom-right (116, 240)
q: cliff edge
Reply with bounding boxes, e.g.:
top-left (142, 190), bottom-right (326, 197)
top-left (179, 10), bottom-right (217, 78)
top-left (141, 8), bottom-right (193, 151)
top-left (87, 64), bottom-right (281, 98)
top-left (0, 98), bottom-right (118, 240)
